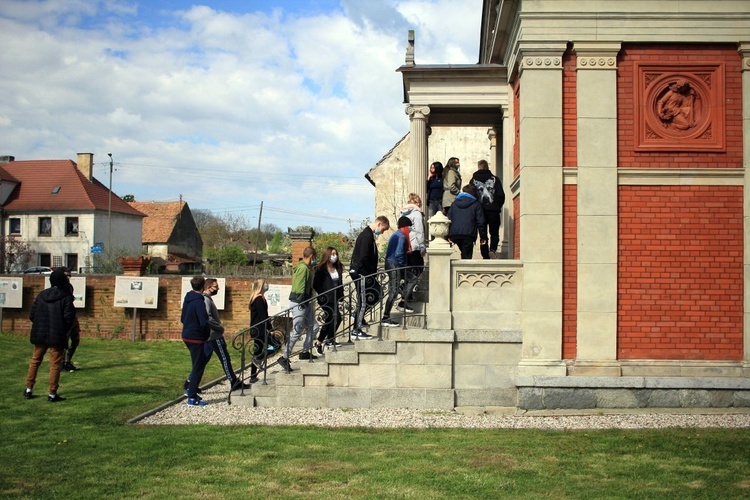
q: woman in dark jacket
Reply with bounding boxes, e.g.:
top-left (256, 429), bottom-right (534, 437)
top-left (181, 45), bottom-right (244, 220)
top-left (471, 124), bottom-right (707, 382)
top-left (313, 246), bottom-right (344, 354)
top-left (24, 268), bottom-right (76, 402)
top-left (248, 278), bottom-right (271, 382)
top-left (426, 161), bottom-right (444, 218)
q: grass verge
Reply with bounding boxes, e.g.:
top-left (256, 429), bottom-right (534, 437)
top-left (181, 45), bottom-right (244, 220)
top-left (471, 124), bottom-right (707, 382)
top-left (2, 333), bottom-right (749, 499)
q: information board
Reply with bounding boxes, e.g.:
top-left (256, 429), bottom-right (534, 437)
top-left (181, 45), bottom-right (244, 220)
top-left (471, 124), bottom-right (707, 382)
top-left (113, 276), bottom-right (160, 309)
top-left (266, 284), bottom-right (292, 316)
top-left (179, 277), bottom-right (226, 310)
top-left (45, 276), bottom-right (86, 308)
top-left (0, 278), bottom-right (23, 308)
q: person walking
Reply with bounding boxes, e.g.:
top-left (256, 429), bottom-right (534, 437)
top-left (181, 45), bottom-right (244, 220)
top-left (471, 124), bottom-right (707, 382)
top-left (24, 268), bottom-right (76, 402)
top-left (426, 161), bottom-right (444, 218)
top-left (349, 216), bottom-right (390, 339)
top-left (313, 246), bottom-right (344, 354)
top-left (203, 278), bottom-right (250, 391)
top-left (448, 184), bottom-right (487, 259)
top-left (277, 247), bottom-right (319, 372)
top-left (442, 157), bottom-right (462, 214)
top-left (471, 159), bottom-right (506, 259)
top-left (61, 268), bottom-right (81, 373)
top-left (399, 193), bottom-right (426, 308)
top-left (248, 278), bottom-right (271, 383)
top-left (381, 216), bottom-right (412, 327)
top-left (181, 275), bottom-right (211, 407)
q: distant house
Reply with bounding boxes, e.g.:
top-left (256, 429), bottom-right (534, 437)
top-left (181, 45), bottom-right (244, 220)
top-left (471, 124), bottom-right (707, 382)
top-left (128, 201), bottom-right (203, 274)
top-left (0, 153), bottom-right (144, 272)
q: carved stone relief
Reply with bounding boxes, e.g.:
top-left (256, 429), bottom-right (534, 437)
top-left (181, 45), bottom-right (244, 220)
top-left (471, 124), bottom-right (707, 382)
top-left (456, 271), bottom-right (515, 288)
top-left (634, 64), bottom-right (725, 151)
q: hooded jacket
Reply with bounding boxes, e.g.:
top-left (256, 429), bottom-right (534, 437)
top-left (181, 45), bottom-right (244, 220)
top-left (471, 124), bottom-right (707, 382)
top-left (471, 169), bottom-right (506, 213)
top-left (400, 204), bottom-right (426, 254)
top-left (349, 226), bottom-right (379, 277)
top-left (181, 290), bottom-right (210, 342)
top-left (447, 192), bottom-right (488, 241)
top-left (29, 287), bottom-right (76, 348)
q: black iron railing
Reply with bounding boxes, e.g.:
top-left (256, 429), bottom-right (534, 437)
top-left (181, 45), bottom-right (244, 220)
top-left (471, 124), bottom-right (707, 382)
top-left (227, 264), bottom-right (428, 403)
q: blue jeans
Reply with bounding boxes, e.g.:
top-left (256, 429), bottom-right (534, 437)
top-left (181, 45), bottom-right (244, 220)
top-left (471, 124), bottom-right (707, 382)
top-left (285, 301), bottom-right (318, 358)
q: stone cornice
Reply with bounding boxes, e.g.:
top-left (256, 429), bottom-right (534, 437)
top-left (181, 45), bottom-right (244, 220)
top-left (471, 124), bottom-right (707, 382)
top-left (562, 167), bottom-right (744, 185)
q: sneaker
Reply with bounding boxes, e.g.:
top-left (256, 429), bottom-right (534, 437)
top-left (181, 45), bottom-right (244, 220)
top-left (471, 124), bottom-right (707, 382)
top-left (315, 343), bottom-right (324, 355)
top-left (396, 302), bottom-right (415, 313)
top-left (249, 376), bottom-right (259, 384)
top-left (231, 379), bottom-right (252, 391)
top-left (186, 398), bottom-right (208, 407)
top-left (382, 317), bottom-right (400, 327)
top-left (354, 330), bottom-right (374, 339)
top-left (62, 361), bottom-right (79, 372)
top-left (184, 393), bottom-right (203, 400)
top-left (325, 340), bottom-right (342, 348)
top-left (47, 394), bottom-right (66, 403)
top-left (23, 389), bottom-right (34, 400)
top-left (277, 356), bottom-right (292, 372)
top-left (299, 351), bottom-right (318, 360)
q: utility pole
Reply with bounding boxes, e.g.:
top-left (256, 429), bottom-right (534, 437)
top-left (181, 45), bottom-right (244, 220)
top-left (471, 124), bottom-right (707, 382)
top-left (252, 201), bottom-right (263, 274)
top-left (107, 152), bottom-right (113, 253)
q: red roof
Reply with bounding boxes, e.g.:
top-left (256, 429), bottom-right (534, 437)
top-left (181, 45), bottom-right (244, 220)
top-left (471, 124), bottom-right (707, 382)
top-left (128, 201), bottom-right (186, 243)
top-left (1, 159), bottom-right (144, 216)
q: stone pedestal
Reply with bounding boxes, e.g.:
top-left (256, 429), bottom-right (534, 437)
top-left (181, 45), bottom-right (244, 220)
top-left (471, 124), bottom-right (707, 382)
top-left (427, 212), bottom-right (454, 329)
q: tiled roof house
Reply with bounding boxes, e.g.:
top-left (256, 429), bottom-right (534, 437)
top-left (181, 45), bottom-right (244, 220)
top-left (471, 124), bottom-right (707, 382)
top-left (128, 201), bottom-right (203, 273)
top-left (0, 153), bottom-right (144, 272)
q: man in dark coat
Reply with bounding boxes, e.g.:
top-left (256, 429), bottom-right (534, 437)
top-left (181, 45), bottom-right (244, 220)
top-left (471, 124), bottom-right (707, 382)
top-left (447, 184), bottom-right (488, 259)
top-left (349, 215), bottom-right (390, 338)
top-left (24, 268), bottom-right (77, 402)
top-left (471, 159), bottom-right (506, 259)
top-left (182, 275), bottom-right (211, 407)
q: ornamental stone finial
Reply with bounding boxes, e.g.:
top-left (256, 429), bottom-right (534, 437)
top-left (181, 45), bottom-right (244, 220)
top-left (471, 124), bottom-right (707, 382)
top-left (428, 212), bottom-right (451, 248)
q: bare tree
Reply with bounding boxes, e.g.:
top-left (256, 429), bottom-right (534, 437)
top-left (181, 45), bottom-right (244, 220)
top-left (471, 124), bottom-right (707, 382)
top-left (1, 236), bottom-right (36, 273)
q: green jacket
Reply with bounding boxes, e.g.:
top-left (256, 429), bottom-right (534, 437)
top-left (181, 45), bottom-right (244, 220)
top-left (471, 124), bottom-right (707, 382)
top-left (289, 260), bottom-right (313, 303)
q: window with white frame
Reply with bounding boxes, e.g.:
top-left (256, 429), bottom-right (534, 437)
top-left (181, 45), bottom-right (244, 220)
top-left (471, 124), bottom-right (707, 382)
top-left (8, 218), bottom-right (20, 234)
top-left (38, 217), bottom-right (51, 236)
top-left (65, 217), bottom-right (79, 236)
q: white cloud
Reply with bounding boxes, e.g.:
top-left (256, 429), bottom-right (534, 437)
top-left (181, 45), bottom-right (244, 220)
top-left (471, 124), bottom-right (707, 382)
top-left (0, 0), bottom-right (480, 232)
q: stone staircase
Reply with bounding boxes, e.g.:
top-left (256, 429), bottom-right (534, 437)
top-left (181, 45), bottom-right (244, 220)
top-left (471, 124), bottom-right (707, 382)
top-left (230, 326), bottom-right (458, 410)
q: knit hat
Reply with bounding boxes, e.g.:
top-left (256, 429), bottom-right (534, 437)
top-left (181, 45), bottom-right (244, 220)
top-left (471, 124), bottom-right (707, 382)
top-left (397, 216), bottom-right (412, 228)
top-left (49, 268), bottom-right (69, 288)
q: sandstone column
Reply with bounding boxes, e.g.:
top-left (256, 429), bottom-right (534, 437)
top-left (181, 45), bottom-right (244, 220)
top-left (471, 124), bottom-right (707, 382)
top-left (406, 105), bottom-right (431, 206)
top-left (516, 44), bottom-right (568, 376)
top-left (572, 42), bottom-right (622, 376)
top-left (741, 43), bottom-right (750, 374)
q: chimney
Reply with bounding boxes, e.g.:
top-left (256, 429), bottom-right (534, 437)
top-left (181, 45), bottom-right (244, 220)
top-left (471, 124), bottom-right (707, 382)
top-left (77, 153), bottom-right (94, 181)
top-left (0, 155), bottom-right (14, 164)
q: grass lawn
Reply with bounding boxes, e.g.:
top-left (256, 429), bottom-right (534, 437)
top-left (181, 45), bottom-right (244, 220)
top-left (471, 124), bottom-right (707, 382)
top-left (1, 333), bottom-right (749, 499)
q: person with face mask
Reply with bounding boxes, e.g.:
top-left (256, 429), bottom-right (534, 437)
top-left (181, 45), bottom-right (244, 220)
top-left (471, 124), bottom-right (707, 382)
top-left (349, 215), bottom-right (391, 339)
top-left (313, 246), bottom-right (344, 354)
top-left (278, 247), bottom-right (319, 372)
top-left (442, 157), bottom-right (462, 214)
top-left (248, 278), bottom-right (272, 383)
top-left (199, 278), bottom-right (251, 392)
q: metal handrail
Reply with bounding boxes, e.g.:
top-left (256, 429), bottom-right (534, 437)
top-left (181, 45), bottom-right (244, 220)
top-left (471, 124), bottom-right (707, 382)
top-left (227, 264), bottom-right (428, 403)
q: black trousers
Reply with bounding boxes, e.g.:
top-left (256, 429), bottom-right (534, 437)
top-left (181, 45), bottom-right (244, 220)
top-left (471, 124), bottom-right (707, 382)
top-left (480, 211), bottom-right (502, 259)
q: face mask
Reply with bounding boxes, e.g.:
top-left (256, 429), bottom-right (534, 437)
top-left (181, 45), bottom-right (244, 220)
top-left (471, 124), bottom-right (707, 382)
top-left (263, 283), bottom-right (269, 292)
top-left (374, 228), bottom-right (382, 236)
top-left (210, 288), bottom-right (218, 296)
top-left (330, 255), bottom-right (338, 264)
top-left (310, 259), bottom-right (317, 266)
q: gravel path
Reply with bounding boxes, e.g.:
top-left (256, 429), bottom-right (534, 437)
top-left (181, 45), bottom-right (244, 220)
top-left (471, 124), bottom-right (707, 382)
top-left (137, 380), bottom-right (750, 430)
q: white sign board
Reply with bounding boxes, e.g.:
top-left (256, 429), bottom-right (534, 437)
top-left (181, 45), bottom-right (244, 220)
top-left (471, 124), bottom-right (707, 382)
top-left (266, 284), bottom-right (292, 316)
top-left (0, 278), bottom-right (23, 308)
top-left (180, 277), bottom-right (226, 310)
top-left (45, 276), bottom-right (86, 308)
top-left (114, 276), bottom-right (160, 309)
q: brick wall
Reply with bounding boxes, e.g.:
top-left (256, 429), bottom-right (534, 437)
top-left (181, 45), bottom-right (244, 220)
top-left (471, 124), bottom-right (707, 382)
top-left (618, 185), bottom-right (743, 360)
top-left (2, 275), bottom-right (292, 341)
top-left (617, 44), bottom-right (743, 169)
top-left (562, 45), bottom-right (577, 168)
top-left (562, 184), bottom-right (577, 359)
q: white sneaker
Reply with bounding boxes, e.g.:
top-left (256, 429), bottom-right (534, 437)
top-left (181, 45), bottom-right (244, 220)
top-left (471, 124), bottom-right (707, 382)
top-left (381, 318), bottom-right (400, 327)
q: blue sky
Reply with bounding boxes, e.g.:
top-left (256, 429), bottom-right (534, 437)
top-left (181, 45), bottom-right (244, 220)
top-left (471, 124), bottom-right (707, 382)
top-left (0, 0), bottom-right (481, 233)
